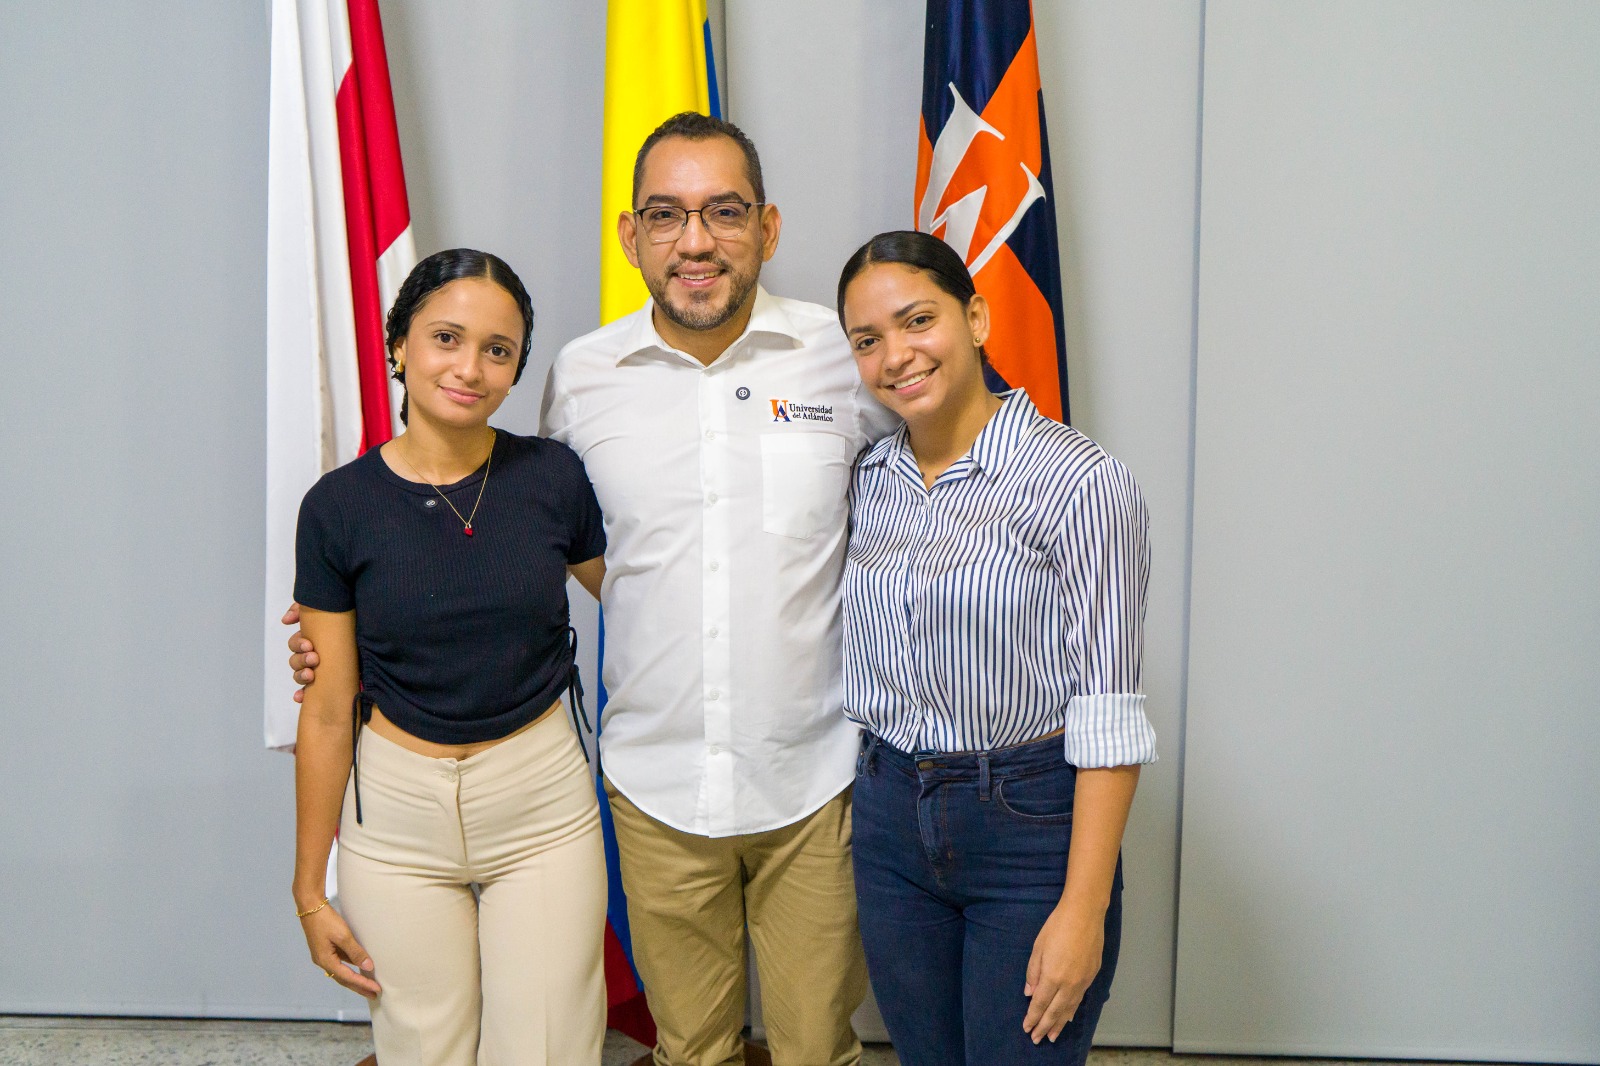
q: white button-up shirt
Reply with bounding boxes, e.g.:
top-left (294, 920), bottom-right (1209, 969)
top-left (540, 288), bottom-right (897, 837)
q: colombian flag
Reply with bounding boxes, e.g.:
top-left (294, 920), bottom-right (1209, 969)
top-left (916, 0), bottom-right (1070, 422)
top-left (600, 0), bottom-right (720, 325)
top-left (596, 0), bottom-right (719, 1047)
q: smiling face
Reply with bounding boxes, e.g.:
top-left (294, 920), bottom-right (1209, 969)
top-left (842, 261), bottom-right (991, 427)
top-left (391, 276), bottom-right (524, 431)
top-left (619, 133), bottom-right (781, 353)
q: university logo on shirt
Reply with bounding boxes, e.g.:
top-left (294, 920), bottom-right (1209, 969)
top-left (770, 398), bottom-right (835, 423)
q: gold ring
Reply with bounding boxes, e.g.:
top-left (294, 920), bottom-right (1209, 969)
top-left (324, 971), bottom-right (336, 979)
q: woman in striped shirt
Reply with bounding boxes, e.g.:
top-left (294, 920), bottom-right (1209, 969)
top-left (837, 230), bottom-right (1157, 1066)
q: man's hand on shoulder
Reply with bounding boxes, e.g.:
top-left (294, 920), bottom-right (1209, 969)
top-left (282, 602), bottom-right (319, 701)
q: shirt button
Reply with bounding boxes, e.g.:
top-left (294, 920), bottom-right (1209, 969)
top-left (706, 492), bottom-right (718, 505)
top-left (709, 561), bottom-right (720, 571)
top-left (707, 744), bottom-right (722, 755)
top-left (708, 689), bottom-right (720, 701)
top-left (708, 626), bottom-right (719, 637)
top-left (705, 430), bottom-right (716, 441)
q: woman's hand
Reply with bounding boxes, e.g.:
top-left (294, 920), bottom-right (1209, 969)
top-left (298, 903), bottom-right (381, 999)
top-left (1022, 899), bottom-right (1105, 1044)
top-left (1023, 763), bottom-right (1140, 1043)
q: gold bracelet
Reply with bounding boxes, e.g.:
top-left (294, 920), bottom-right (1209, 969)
top-left (295, 897), bottom-right (331, 918)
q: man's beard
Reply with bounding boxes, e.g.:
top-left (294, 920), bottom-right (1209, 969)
top-left (648, 254), bottom-right (761, 333)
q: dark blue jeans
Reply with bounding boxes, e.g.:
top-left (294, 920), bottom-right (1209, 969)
top-left (852, 731), bottom-right (1122, 1066)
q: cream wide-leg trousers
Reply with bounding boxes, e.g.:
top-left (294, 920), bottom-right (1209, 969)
top-left (336, 708), bottom-right (606, 1066)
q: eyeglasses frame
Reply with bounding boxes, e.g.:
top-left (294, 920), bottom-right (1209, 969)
top-left (632, 200), bottom-right (768, 244)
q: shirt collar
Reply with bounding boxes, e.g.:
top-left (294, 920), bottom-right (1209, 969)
top-left (965, 389), bottom-right (1038, 478)
top-left (858, 424), bottom-right (907, 469)
top-left (614, 285), bottom-right (802, 366)
top-left (859, 389), bottom-right (1040, 480)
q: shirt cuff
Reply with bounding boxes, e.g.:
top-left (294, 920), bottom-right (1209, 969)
top-left (1064, 693), bottom-right (1158, 768)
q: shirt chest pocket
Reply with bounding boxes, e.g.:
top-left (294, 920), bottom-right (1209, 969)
top-left (760, 433), bottom-right (851, 540)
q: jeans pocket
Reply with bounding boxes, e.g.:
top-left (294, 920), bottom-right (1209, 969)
top-left (994, 766), bottom-right (1076, 824)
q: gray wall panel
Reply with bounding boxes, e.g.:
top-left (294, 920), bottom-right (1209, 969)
top-left (724, 0), bottom-right (925, 309)
top-left (1175, 3), bottom-right (1600, 1059)
top-left (1034, 4), bottom-right (1202, 1042)
top-left (379, 0), bottom-right (606, 434)
top-left (0, 0), bottom-right (335, 1019)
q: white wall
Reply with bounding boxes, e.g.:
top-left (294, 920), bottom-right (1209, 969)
top-left (1174, 2), bottom-right (1600, 1060)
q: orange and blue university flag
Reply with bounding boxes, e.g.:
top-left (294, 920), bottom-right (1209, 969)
top-left (916, 0), bottom-right (1070, 422)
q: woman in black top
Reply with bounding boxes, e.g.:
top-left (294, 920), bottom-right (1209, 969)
top-left (291, 249), bottom-right (609, 1065)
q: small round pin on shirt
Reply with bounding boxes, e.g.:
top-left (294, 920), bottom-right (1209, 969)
top-left (736, 387), bottom-right (751, 400)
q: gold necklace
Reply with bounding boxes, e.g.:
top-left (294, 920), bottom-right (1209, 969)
top-left (393, 431), bottom-right (495, 537)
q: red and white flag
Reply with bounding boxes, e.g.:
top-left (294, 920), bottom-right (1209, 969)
top-left (265, 0), bottom-right (416, 751)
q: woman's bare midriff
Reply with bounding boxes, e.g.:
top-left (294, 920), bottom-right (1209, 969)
top-left (364, 699), bottom-right (562, 760)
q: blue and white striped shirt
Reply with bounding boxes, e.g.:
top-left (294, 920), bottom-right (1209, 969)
top-left (842, 390), bottom-right (1157, 767)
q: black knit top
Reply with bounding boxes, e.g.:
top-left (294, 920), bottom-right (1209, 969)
top-left (294, 431), bottom-right (605, 745)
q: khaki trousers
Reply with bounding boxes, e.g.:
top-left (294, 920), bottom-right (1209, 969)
top-left (338, 711), bottom-right (607, 1066)
top-left (606, 782), bottom-right (868, 1066)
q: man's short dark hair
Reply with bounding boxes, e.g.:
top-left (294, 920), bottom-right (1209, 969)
top-left (631, 112), bottom-right (766, 206)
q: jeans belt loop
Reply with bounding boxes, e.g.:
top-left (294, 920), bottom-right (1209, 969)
top-left (978, 752), bottom-right (992, 802)
top-left (860, 732), bottom-right (881, 777)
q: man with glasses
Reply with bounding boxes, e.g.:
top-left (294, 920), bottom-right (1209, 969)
top-left (288, 112), bottom-right (888, 1066)
top-left (541, 112), bottom-right (894, 1066)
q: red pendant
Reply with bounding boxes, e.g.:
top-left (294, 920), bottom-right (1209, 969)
top-left (464, 526), bottom-right (474, 537)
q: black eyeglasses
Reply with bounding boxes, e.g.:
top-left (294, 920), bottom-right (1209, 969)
top-left (634, 201), bottom-right (765, 243)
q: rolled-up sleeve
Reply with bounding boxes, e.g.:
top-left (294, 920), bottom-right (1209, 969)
top-left (1055, 457), bottom-right (1158, 768)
